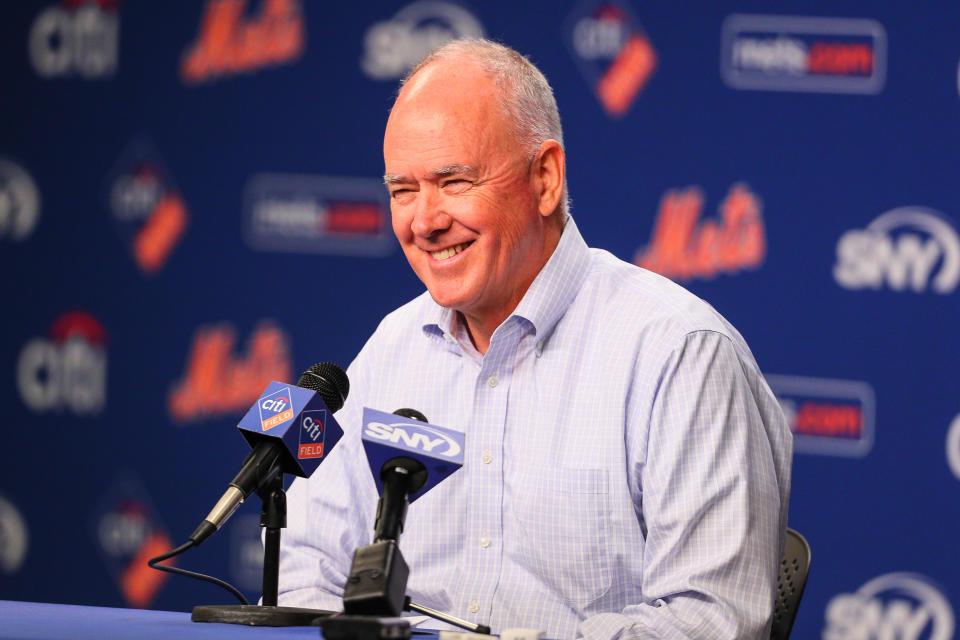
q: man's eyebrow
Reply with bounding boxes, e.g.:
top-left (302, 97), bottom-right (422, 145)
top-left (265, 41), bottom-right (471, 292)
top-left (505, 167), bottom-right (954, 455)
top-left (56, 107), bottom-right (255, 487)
top-left (432, 164), bottom-right (477, 178)
top-left (383, 173), bottom-right (406, 186)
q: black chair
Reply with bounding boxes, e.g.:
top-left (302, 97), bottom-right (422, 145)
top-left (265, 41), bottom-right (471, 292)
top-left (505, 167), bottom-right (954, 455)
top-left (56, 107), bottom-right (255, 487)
top-left (770, 528), bottom-right (811, 640)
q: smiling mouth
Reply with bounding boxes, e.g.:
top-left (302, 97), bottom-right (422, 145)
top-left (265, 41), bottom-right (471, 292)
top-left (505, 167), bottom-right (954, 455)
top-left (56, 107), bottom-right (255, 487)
top-left (430, 241), bottom-right (473, 261)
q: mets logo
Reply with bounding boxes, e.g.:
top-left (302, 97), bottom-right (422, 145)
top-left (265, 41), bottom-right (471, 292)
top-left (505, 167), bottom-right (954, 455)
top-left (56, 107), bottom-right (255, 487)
top-left (258, 387), bottom-right (293, 430)
top-left (565, 0), bottom-right (656, 118)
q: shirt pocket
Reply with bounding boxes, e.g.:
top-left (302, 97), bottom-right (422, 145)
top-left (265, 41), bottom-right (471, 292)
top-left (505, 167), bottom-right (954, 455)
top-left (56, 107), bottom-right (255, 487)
top-left (514, 467), bottom-right (613, 608)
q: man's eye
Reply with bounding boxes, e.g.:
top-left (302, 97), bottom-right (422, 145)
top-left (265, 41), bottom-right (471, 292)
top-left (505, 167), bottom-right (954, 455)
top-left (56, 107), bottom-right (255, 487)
top-left (442, 179), bottom-right (471, 190)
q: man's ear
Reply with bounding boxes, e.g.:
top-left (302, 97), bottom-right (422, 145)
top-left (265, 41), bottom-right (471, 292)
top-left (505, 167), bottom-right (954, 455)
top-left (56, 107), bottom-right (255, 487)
top-left (533, 139), bottom-right (565, 218)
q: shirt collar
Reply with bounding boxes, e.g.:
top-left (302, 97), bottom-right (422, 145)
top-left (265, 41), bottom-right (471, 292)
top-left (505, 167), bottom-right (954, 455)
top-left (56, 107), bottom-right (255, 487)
top-left (420, 217), bottom-right (590, 349)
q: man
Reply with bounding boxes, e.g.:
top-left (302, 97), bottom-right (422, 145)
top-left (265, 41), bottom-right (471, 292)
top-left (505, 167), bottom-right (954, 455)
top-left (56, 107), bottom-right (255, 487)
top-left (279, 39), bottom-right (792, 640)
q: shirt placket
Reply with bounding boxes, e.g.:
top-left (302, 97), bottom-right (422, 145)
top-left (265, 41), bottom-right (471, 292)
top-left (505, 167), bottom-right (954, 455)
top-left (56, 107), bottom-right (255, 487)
top-left (458, 319), bottom-right (524, 624)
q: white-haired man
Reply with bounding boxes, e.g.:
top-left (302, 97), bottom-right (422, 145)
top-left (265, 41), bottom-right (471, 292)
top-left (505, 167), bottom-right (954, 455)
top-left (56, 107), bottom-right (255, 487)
top-left (279, 39), bottom-right (792, 640)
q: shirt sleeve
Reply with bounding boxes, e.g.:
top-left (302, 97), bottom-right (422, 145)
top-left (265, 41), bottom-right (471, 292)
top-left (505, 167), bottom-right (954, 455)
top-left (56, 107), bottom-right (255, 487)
top-left (275, 356), bottom-right (380, 611)
top-left (579, 330), bottom-right (786, 640)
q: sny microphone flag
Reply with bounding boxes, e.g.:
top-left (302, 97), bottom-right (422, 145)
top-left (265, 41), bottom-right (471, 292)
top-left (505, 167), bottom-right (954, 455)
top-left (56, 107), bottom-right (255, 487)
top-left (361, 407), bottom-right (464, 502)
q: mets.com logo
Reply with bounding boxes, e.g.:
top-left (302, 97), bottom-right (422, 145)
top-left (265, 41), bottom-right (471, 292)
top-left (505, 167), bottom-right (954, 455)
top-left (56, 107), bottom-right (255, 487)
top-left (766, 374), bottom-right (875, 457)
top-left (834, 207), bottom-right (960, 294)
top-left (721, 14), bottom-right (886, 94)
top-left (243, 174), bottom-right (394, 256)
top-left (824, 573), bottom-right (955, 640)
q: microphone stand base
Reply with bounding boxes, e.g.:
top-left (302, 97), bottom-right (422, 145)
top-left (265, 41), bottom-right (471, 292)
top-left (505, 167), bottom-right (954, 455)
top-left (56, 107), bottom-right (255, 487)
top-left (321, 615), bottom-right (411, 640)
top-left (191, 604), bottom-right (333, 627)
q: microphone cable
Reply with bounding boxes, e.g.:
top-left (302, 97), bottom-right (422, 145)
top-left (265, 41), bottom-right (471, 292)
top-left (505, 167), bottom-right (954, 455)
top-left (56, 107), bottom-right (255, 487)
top-left (147, 540), bottom-right (249, 605)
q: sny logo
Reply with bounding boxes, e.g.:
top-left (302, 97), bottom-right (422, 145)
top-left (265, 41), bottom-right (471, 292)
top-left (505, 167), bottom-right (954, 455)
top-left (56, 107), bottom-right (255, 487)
top-left (834, 207), bottom-right (960, 294)
top-left (364, 421), bottom-right (462, 457)
top-left (181, 0), bottom-right (305, 84)
top-left (361, 1), bottom-right (484, 80)
top-left (947, 413), bottom-right (960, 482)
top-left (258, 387), bottom-right (293, 430)
top-left (634, 183), bottom-right (765, 281)
top-left (565, 1), bottom-right (656, 118)
top-left (0, 158), bottom-right (41, 241)
top-left (29, 0), bottom-right (119, 79)
top-left (17, 311), bottom-right (107, 415)
top-left (824, 573), bottom-right (955, 640)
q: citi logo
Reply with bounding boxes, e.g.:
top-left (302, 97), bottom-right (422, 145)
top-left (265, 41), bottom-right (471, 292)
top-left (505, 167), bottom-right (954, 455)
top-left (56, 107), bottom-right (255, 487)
top-left (260, 397), bottom-right (288, 413)
top-left (258, 387), bottom-right (293, 430)
top-left (824, 573), bottom-right (955, 640)
top-left (834, 207), bottom-right (960, 294)
top-left (364, 422), bottom-right (461, 457)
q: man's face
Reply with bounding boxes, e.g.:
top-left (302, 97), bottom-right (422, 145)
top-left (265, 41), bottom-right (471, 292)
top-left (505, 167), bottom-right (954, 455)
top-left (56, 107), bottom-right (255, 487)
top-left (383, 59), bottom-right (554, 330)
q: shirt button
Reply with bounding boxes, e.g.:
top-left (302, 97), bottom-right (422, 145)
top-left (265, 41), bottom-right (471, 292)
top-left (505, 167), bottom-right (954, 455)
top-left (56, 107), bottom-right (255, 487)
top-left (481, 451), bottom-right (492, 464)
top-left (468, 602), bottom-right (479, 614)
top-left (479, 537), bottom-right (490, 548)
top-left (487, 376), bottom-right (498, 388)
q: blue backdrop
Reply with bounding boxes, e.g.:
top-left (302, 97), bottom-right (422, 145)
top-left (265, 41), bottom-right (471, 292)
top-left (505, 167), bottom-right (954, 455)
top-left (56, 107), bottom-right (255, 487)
top-left (2, 1), bottom-right (959, 638)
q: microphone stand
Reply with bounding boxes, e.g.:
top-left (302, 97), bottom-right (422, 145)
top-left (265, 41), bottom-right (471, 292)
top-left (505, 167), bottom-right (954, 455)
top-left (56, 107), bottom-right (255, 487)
top-left (192, 468), bottom-right (333, 626)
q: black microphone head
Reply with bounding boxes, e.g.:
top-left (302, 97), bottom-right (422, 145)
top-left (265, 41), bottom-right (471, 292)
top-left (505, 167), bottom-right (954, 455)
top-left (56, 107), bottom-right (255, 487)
top-left (297, 362), bottom-right (349, 412)
top-left (393, 408), bottom-right (427, 423)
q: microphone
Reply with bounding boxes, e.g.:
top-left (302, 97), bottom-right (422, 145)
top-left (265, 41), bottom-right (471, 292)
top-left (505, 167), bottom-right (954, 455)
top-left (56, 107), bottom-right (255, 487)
top-left (190, 362), bottom-right (349, 546)
top-left (342, 407), bottom-right (464, 616)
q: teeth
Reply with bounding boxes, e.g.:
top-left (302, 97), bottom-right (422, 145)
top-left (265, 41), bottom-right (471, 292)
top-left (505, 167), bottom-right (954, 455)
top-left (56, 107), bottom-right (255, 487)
top-left (431, 242), bottom-right (469, 260)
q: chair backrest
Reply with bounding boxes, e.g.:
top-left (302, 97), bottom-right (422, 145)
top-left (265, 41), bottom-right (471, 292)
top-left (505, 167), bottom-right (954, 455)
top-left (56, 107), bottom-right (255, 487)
top-left (770, 528), bottom-right (811, 640)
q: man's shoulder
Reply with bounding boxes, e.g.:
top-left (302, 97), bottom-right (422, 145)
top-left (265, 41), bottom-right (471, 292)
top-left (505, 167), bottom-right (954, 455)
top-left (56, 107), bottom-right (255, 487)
top-left (582, 247), bottom-right (732, 338)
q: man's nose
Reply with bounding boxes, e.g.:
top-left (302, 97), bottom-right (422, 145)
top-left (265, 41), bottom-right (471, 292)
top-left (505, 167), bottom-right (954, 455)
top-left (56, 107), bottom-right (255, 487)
top-left (410, 188), bottom-right (452, 238)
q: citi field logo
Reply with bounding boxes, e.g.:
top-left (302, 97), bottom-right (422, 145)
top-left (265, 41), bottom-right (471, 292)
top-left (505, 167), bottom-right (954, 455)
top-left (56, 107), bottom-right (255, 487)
top-left (824, 573), bottom-right (955, 640)
top-left (0, 495), bottom-right (28, 575)
top-left (243, 174), bottom-right (394, 256)
top-left (834, 207), bottom-right (960, 294)
top-left (361, 1), bottom-right (485, 80)
top-left (168, 321), bottom-right (293, 423)
top-left (0, 158), bottom-right (41, 241)
top-left (947, 413), bottom-right (960, 481)
top-left (258, 387), bottom-right (293, 430)
top-left (634, 183), bottom-right (765, 281)
top-left (94, 477), bottom-right (173, 608)
top-left (565, 1), bottom-right (656, 118)
top-left (107, 140), bottom-right (189, 275)
top-left (17, 311), bottom-right (107, 415)
top-left (364, 421), bottom-right (462, 457)
top-left (298, 410), bottom-right (326, 459)
top-left (181, 0), bottom-right (305, 84)
top-left (721, 15), bottom-right (886, 94)
top-left (29, 0), bottom-right (119, 79)
top-left (766, 374), bottom-right (874, 457)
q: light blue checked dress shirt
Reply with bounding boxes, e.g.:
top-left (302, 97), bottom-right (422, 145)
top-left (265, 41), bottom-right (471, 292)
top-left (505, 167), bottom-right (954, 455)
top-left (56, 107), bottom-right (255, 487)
top-left (279, 218), bottom-right (792, 640)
